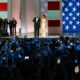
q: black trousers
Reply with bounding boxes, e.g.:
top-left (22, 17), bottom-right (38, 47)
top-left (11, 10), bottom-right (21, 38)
top-left (10, 27), bottom-right (12, 36)
top-left (4, 25), bottom-right (7, 32)
top-left (34, 27), bottom-right (39, 38)
top-left (12, 27), bottom-right (16, 35)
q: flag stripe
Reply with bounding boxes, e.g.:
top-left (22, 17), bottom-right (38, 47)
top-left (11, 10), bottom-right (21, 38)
top-left (48, 10), bottom-right (60, 20)
top-left (0, 3), bottom-right (8, 11)
top-left (48, 20), bottom-right (60, 27)
top-left (0, 12), bottom-right (7, 19)
top-left (0, 0), bottom-right (7, 2)
top-left (48, 1), bottom-right (60, 10)
top-left (48, 0), bottom-right (60, 1)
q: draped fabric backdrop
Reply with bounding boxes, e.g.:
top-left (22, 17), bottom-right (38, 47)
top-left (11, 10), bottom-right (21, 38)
top-left (40, 0), bottom-right (48, 34)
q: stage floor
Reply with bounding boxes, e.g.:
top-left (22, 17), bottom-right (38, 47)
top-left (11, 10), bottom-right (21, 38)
top-left (2, 32), bottom-right (80, 38)
top-left (16, 32), bottom-right (80, 38)
top-left (7, 32), bottom-right (60, 38)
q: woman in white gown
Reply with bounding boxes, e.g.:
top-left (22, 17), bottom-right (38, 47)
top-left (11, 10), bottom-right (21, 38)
top-left (41, 15), bottom-right (47, 38)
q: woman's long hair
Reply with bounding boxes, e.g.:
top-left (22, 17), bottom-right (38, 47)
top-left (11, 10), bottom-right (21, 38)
top-left (43, 14), bottom-right (46, 19)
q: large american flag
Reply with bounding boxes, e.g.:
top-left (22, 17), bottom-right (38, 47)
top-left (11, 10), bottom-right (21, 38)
top-left (62, 0), bottom-right (80, 32)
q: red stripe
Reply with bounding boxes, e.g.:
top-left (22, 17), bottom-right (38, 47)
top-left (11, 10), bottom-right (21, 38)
top-left (48, 20), bottom-right (60, 27)
top-left (48, 1), bottom-right (60, 10)
top-left (0, 3), bottom-right (8, 11)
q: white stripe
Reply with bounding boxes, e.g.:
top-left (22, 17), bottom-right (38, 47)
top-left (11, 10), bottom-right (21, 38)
top-left (48, 10), bottom-right (60, 20)
top-left (0, 12), bottom-right (8, 19)
top-left (48, 0), bottom-right (60, 1)
top-left (0, 0), bottom-right (7, 2)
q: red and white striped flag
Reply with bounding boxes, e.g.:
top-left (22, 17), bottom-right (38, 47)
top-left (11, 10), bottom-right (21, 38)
top-left (48, 0), bottom-right (60, 34)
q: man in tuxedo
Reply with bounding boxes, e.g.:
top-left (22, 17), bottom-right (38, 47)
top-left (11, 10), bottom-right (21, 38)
top-left (32, 14), bottom-right (41, 37)
top-left (12, 18), bottom-right (17, 36)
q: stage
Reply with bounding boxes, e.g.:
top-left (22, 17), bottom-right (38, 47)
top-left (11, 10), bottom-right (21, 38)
top-left (1, 32), bottom-right (80, 39)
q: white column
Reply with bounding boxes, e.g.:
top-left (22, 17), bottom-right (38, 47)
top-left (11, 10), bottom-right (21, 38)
top-left (21, 0), bottom-right (27, 34)
top-left (21, 0), bottom-right (35, 34)
top-left (12, 0), bottom-right (21, 33)
top-left (26, 0), bottom-right (35, 34)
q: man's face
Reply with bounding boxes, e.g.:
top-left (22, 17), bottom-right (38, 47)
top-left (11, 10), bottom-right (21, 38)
top-left (57, 59), bottom-right (61, 64)
top-left (75, 66), bottom-right (79, 73)
top-left (36, 14), bottom-right (38, 18)
top-left (13, 18), bottom-right (15, 20)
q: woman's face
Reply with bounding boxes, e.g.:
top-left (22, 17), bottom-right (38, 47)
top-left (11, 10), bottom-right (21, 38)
top-left (43, 16), bottom-right (45, 18)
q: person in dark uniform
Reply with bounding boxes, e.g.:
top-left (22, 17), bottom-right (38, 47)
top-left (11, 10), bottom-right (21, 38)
top-left (12, 18), bottom-right (17, 36)
top-left (32, 14), bottom-right (41, 38)
top-left (49, 59), bottom-right (67, 80)
top-left (0, 18), bottom-right (3, 30)
top-left (3, 19), bottom-right (8, 32)
top-left (71, 65), bottom-right (80, 80)
top-left (9, 20), bottom-right (13, 36)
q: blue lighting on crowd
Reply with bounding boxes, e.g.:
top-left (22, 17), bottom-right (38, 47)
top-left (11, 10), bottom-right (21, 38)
top-left (75, 59), bottom-right (78, 64)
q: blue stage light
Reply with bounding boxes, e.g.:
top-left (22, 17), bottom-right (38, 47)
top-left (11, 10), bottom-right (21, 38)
top-left (18, 47), bottom-right (21, 50)
top-left (75, 59), bottom-right (78, 63)
top-left (18, 54), bottom-right (22, 59)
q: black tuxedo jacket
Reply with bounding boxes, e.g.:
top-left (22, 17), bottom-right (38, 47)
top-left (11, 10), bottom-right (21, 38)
top-left (12, 20), bottom-right (17, 27)
top-left (33, 17), bottom-right (41, 29)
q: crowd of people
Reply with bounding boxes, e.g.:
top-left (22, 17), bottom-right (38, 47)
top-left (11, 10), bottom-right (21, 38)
top-left (0, 18), bottom-right (17, 36)
top-left (0, 36), bottom-right (80, 80)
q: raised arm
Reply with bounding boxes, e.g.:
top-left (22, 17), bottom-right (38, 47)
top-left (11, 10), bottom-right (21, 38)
top-left (32, 17), bottom-right (35, 22)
